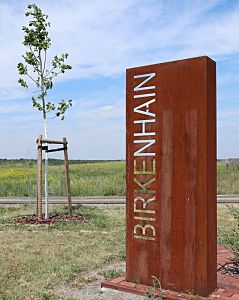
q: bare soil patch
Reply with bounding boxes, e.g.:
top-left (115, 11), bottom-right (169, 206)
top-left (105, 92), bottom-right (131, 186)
top-left (56, 261), bottom-right (144, 300)
top-left (14, 214), bottom-right (89, 225)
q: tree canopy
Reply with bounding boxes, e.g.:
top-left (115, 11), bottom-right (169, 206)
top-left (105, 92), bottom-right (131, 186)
top-left (17, 3), bottom-right (72, 121)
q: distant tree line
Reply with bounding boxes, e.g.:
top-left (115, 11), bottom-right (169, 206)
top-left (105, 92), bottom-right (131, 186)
top-left (0, 158), bottom-right (124, 165)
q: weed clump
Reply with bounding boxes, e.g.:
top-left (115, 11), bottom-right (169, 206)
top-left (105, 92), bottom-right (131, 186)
top-left (224, 206), bottom-right (239, 260)
top-left (219, 205), bottom-right (239, 277)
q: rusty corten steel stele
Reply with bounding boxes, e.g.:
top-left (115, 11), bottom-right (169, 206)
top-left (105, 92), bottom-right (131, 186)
top-left (126, 56), bottom-right (217, 297)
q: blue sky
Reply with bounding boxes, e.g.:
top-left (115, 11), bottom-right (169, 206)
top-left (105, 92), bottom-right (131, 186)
top-left (0, 0), bottom-right (238, 159)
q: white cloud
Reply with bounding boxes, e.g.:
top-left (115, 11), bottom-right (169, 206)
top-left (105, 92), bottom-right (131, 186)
top-left (0, 103), bottom-right (30, 114)
top-left (218, 120), bottom-right (239, 129)
top-left (0, 88), bottom-right (28, 101)
top-left (99, 105), bottom-right (114, 112)
top-left (1, 0), bottom-right (239, 98)
top-left (0, 0), bottom-right (239, 158)
top-left (218, 110), bottom-right (239, 119)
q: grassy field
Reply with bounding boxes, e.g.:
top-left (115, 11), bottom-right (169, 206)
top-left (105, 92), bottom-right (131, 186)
top-left (217, 161), bottom-right (239, 194)
top-left (0, 204), bottom-right (237, 299)
top-left (0, 205), bottom-right (125, 300)
top-left (0, 160), bottom-right (238, 197)
top-left (0, 160), bottom-right (125, 197)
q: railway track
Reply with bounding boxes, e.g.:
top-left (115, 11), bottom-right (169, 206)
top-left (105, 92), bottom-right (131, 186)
top-left (0, 196), bottom-right (238, 205)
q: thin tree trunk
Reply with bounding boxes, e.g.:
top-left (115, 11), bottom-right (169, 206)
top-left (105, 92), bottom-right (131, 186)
top-left (43, 117), bottom-right (49, 219)
top-left (37, 135), bottom-right (43, 220)
top-left (39, 50), bottom-right (49, 220)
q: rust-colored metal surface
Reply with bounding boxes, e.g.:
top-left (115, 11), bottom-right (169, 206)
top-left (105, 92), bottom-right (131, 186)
top-left (126, 56), bottom-right (217, 296)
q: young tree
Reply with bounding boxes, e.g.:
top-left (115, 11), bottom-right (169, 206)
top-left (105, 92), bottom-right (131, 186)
top-left (17, 3), bottom-right (72, 219)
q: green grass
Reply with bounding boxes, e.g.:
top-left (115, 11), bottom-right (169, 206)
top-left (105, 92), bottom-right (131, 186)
top-left (100, 268), bottom-right (124, 279)
top-left (218, 205), bottom-right (239, 241)
top-left (0, 160), bottom-right (238, 197)
top-left (0, 160), bottom-right (125, 197)
top-left (0, 205), bottom-right (125, 300)
top-left (217, 161), bottom-right (239, 194)
top-left (218, 205), bottom-right (239, 261)
top-left (0, 204), bottom-right (237, 299)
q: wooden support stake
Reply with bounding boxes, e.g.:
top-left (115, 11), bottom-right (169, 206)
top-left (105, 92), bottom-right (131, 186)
top-left (37, 135), bottom-right (43, 220)
top-left (46, 147), bottom-right (66, 153)
top-left (41, 139), bottom-right (66, 145)
top-left (63, 138), bottom-right (72, 216)
top-left (36, 136), bottom-right (72, 218)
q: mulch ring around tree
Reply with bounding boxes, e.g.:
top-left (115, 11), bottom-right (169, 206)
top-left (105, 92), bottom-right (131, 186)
top-left (14, 214), bottom-right (89, 225)
top-left (218, 259), bottom-right (239, 278)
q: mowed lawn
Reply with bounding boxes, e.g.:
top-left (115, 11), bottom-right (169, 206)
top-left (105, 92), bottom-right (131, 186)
top-left (0, 204), bottom-right (238, 299)
top-left (0, 205), bottom-right (125, 300)
top-left (0, 160), bottom-right (238, 197)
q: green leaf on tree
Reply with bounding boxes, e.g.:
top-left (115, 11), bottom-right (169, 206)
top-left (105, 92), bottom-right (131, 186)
top-left (17, 3), bottom-right (73, 120)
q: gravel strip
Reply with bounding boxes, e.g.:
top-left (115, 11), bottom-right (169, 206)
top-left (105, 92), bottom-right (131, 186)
top-left (56, 262), bottom-right (145, 300)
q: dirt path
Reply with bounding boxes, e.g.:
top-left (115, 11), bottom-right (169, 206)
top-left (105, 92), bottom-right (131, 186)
top-left (55, 262), bottom-right (145, 300)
